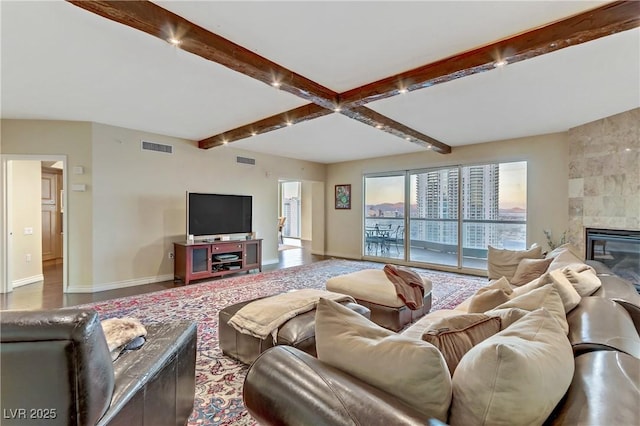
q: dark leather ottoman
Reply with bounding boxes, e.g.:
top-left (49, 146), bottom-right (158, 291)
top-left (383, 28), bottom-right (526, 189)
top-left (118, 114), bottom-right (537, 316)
top-left (219, 297), bottom-right (370, 364)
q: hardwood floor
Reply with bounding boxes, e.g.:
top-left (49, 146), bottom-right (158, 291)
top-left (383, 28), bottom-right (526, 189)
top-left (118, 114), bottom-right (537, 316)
top-left (0, 239), bottom-right (325, 311)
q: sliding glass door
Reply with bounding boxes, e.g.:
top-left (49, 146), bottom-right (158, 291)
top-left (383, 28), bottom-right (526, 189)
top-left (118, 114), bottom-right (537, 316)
top-left (409, 167), bottom-right (459, 267)
top-left (363, 174), bottom-right (405, 260)
top-left (363, 161), bottom-right (527, 272)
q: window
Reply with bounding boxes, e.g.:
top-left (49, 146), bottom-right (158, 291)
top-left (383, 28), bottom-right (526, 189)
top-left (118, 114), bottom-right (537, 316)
top-left (363, 161), bottom-right (527, 271)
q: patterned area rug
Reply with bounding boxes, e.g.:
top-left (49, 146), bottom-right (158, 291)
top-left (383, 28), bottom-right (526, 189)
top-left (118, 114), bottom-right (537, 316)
top-left (79, 259), bottom-right (486, 425)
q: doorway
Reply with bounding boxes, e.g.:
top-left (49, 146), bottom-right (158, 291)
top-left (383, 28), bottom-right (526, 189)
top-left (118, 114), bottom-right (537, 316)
top-left (1, 155), bottom-right (68, 294)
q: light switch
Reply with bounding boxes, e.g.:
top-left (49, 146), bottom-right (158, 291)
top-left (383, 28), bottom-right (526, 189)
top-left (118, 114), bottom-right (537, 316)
top-left (73, 166), bottom-right (84, 175)
top-left (24, 227), bottom-right (33, 235)
top-left (71, 184), bottom-right (86, 192)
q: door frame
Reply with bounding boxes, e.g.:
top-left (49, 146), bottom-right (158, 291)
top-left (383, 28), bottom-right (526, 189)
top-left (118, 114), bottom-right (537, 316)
top-left (1, 154), bottom-right (68, 293)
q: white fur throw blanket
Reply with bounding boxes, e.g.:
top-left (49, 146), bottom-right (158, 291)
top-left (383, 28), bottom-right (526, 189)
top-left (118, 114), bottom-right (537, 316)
top-left (228, 289), bottom-right (356, 340)
top-left (101, 317), bottom-right (147, 361)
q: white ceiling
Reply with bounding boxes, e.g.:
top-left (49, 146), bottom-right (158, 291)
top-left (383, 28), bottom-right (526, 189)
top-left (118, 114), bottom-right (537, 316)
top-left (2, 1), bottom-right (639, 164)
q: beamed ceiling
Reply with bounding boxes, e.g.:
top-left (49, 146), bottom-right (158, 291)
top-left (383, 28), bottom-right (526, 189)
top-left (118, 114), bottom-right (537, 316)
top-left (2, 1), bottom-right (639, 163)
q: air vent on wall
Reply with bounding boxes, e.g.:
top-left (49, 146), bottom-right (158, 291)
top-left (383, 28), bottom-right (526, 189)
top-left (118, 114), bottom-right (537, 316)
top-left (236, 156), bottom-right (256, 165)
top-left (141, 140), bottom-right (173, 154)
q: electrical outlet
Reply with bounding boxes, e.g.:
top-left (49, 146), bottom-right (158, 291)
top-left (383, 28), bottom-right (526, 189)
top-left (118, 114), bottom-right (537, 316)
top-left (25, 254), bottom-right (32, 262)
top-left (168, 252), bottom-right (174, 260)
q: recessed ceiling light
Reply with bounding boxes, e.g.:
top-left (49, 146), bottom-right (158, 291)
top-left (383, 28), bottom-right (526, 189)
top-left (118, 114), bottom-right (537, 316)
top-left (625, 148), bottom-right (632, 152)
top-left (494, 59), bottom-right (508, 68)
top-left (427, 145), bottom-right (432, 149)
top-left (399, 88), bottom-right (408, 94)
top-left (168, 37), bottom-right (181, 46)
top-left (271, 81), bottom-right (282, 88)
top-left (375, 124), bottom-right (383, 129)
top-left (334, 107), bottom-right (341, 113)
top-left (286, 121), bottom-right (293, 126)
top-left (222, 140), bottom-right (228, 145)
top-left (405, 137), bottom-right (411, 141)
top-left (251, 131), bottom-right (257, 136)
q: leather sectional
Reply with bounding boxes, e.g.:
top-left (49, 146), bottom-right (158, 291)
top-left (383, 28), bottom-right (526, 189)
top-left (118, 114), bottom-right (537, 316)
top-left (243, 257), bottom-right (640, 425)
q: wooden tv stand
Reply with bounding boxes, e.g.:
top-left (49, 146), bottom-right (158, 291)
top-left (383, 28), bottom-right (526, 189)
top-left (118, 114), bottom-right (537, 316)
top-left (174, 239), bottom-right (262, 285)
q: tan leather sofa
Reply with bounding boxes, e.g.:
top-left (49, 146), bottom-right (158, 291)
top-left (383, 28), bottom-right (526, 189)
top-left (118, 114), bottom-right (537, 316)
top-left (0, 309), bottom-right (197, 426)
top-left (243, 260), bottom-right (640, 425)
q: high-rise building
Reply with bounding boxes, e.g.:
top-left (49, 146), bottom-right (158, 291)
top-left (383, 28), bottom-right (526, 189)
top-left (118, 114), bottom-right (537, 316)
top-left (415, 164), bottom-right (499, 249)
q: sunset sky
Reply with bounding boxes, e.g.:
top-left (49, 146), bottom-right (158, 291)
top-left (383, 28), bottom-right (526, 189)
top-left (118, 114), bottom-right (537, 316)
top-left (365, 161), bottom-right (527, 209)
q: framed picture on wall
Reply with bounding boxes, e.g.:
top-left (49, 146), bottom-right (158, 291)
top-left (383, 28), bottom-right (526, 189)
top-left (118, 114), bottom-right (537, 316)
top-left (335, 184), bottom-right (351, 209)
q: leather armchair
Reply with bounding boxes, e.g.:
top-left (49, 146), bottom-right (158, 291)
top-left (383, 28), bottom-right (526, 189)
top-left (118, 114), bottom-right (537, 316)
top-left (1, 309), bottom-right (115, 425)
top-left (1, 309), bottom-right (197, 426)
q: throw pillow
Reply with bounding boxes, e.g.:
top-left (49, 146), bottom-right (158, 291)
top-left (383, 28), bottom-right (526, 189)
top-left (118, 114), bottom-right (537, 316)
top-left (547, 248), bottom-right (595, 273)
top-left (422, 314), bottom-right (501, 375)
top-left (449, 308), bottom-right (574, 426)
top-left (467, 288), bottom-right (511, 313)
top-left (492, 284), bottom-right (569, 333)
top-left (547, 269), bottom-right (583, 312)
top-left (486, 307), bottom-right (530, 329)
top-left (546, 243), bottom-right (584, 261)
top-left (487, 244), bottom-right (542, 280)
top-left (484, 276), bottom-right (514, 295)
top-left (510, 257), bottom-right (554, 286)
top-left (563, 268), bottom-right (602, 296)
top-left (315, 298), bottom-right (452, 421)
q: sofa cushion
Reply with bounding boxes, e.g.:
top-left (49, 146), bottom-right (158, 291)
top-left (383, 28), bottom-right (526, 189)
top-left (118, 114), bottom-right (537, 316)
top-left (487, 245), bottom-right (542, 280)
top-left (467, 288), bottom-right (511, 313)
top-left (510, 257), bottom-right (553, 286)
top-left (449, 308), bottom-right (574, 426)
top-left (492, 284), bottom-right (569, 333)
top-left (422, 314), bottom-right (501, 375)
top-left (315, 298), bottom-right (452, 422)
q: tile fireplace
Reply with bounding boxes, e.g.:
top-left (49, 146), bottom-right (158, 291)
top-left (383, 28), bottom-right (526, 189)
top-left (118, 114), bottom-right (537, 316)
top-left (585, 228), bottom-right (640, 292)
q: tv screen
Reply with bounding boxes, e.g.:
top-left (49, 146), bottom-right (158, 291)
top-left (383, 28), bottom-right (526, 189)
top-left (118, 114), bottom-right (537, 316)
top-left (187, 192), bottom-right (252, 238)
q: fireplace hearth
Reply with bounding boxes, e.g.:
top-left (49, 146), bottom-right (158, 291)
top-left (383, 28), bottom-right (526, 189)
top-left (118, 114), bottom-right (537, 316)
top-left (585, 228), bottom-right (640, 292)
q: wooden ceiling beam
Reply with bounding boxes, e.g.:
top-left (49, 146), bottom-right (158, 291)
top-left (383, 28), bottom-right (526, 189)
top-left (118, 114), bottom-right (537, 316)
top-left (341, 107), bottom-right (451, 154)
top-left (340, 1), bottom-right (640, 107)
top-left (199, 104), bottom-right (331, 149)
top-left (68, 0), bottom-right (449, 153)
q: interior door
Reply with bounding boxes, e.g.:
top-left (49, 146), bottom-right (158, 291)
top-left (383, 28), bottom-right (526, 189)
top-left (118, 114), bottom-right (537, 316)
top-left (41, 168), bottom-right (62, 263)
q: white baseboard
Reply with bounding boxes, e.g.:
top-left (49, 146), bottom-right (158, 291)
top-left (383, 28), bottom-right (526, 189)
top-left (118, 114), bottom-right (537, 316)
top-left (262, 258), bottom-right (279, 266)
top-left (65, 273), bottom-right (174, 294)
top-left (12, 274), bottom-right (44, 288)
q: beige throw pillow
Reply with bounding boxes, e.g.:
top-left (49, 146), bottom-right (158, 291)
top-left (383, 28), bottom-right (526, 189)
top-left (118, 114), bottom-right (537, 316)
top-left (547, 269), bottom-right (583, 312)
top-left (510, 257), bottom-right (553, 286)
top-left (486, 307), bottom-right (530, 329)
top-left (484, 276), bottom-right (514, 295)
top-left (422, 314), bottom-right (501, 375)
top-left (449, 308), bottom-right (574, 426)
top-left (492, 284), bottom-right (569, 333)
top-left (563, 268), bottom-right (602, 296)
top-left (467, 288), bottom-right (511, 313)
top-left (487, 245), bottom-right (542, 280)
top-left (315, 298), bottom-right (452, 421)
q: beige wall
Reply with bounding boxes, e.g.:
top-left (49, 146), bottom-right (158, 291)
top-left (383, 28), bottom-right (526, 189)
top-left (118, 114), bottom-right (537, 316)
top-left (90, 122), bottom-right (325, 290)
top-left (2, 120), bottom-right (93, 288)
top-left (9, 161), bottom-right (43, 286)
top-left (2, 119), bottom-right (325, 292)
top-left (567, 107), bottom-right (640, 252)
top-left (325, 133), bottom-right (569, 268)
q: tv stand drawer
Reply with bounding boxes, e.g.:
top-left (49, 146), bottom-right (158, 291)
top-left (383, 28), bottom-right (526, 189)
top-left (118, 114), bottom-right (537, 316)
top-left (212, 243), bottom-right (243, 254)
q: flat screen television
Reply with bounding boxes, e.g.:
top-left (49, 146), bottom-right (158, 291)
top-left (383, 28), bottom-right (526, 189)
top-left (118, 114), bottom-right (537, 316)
top-left (186, 192), bottom-right (252, 240)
